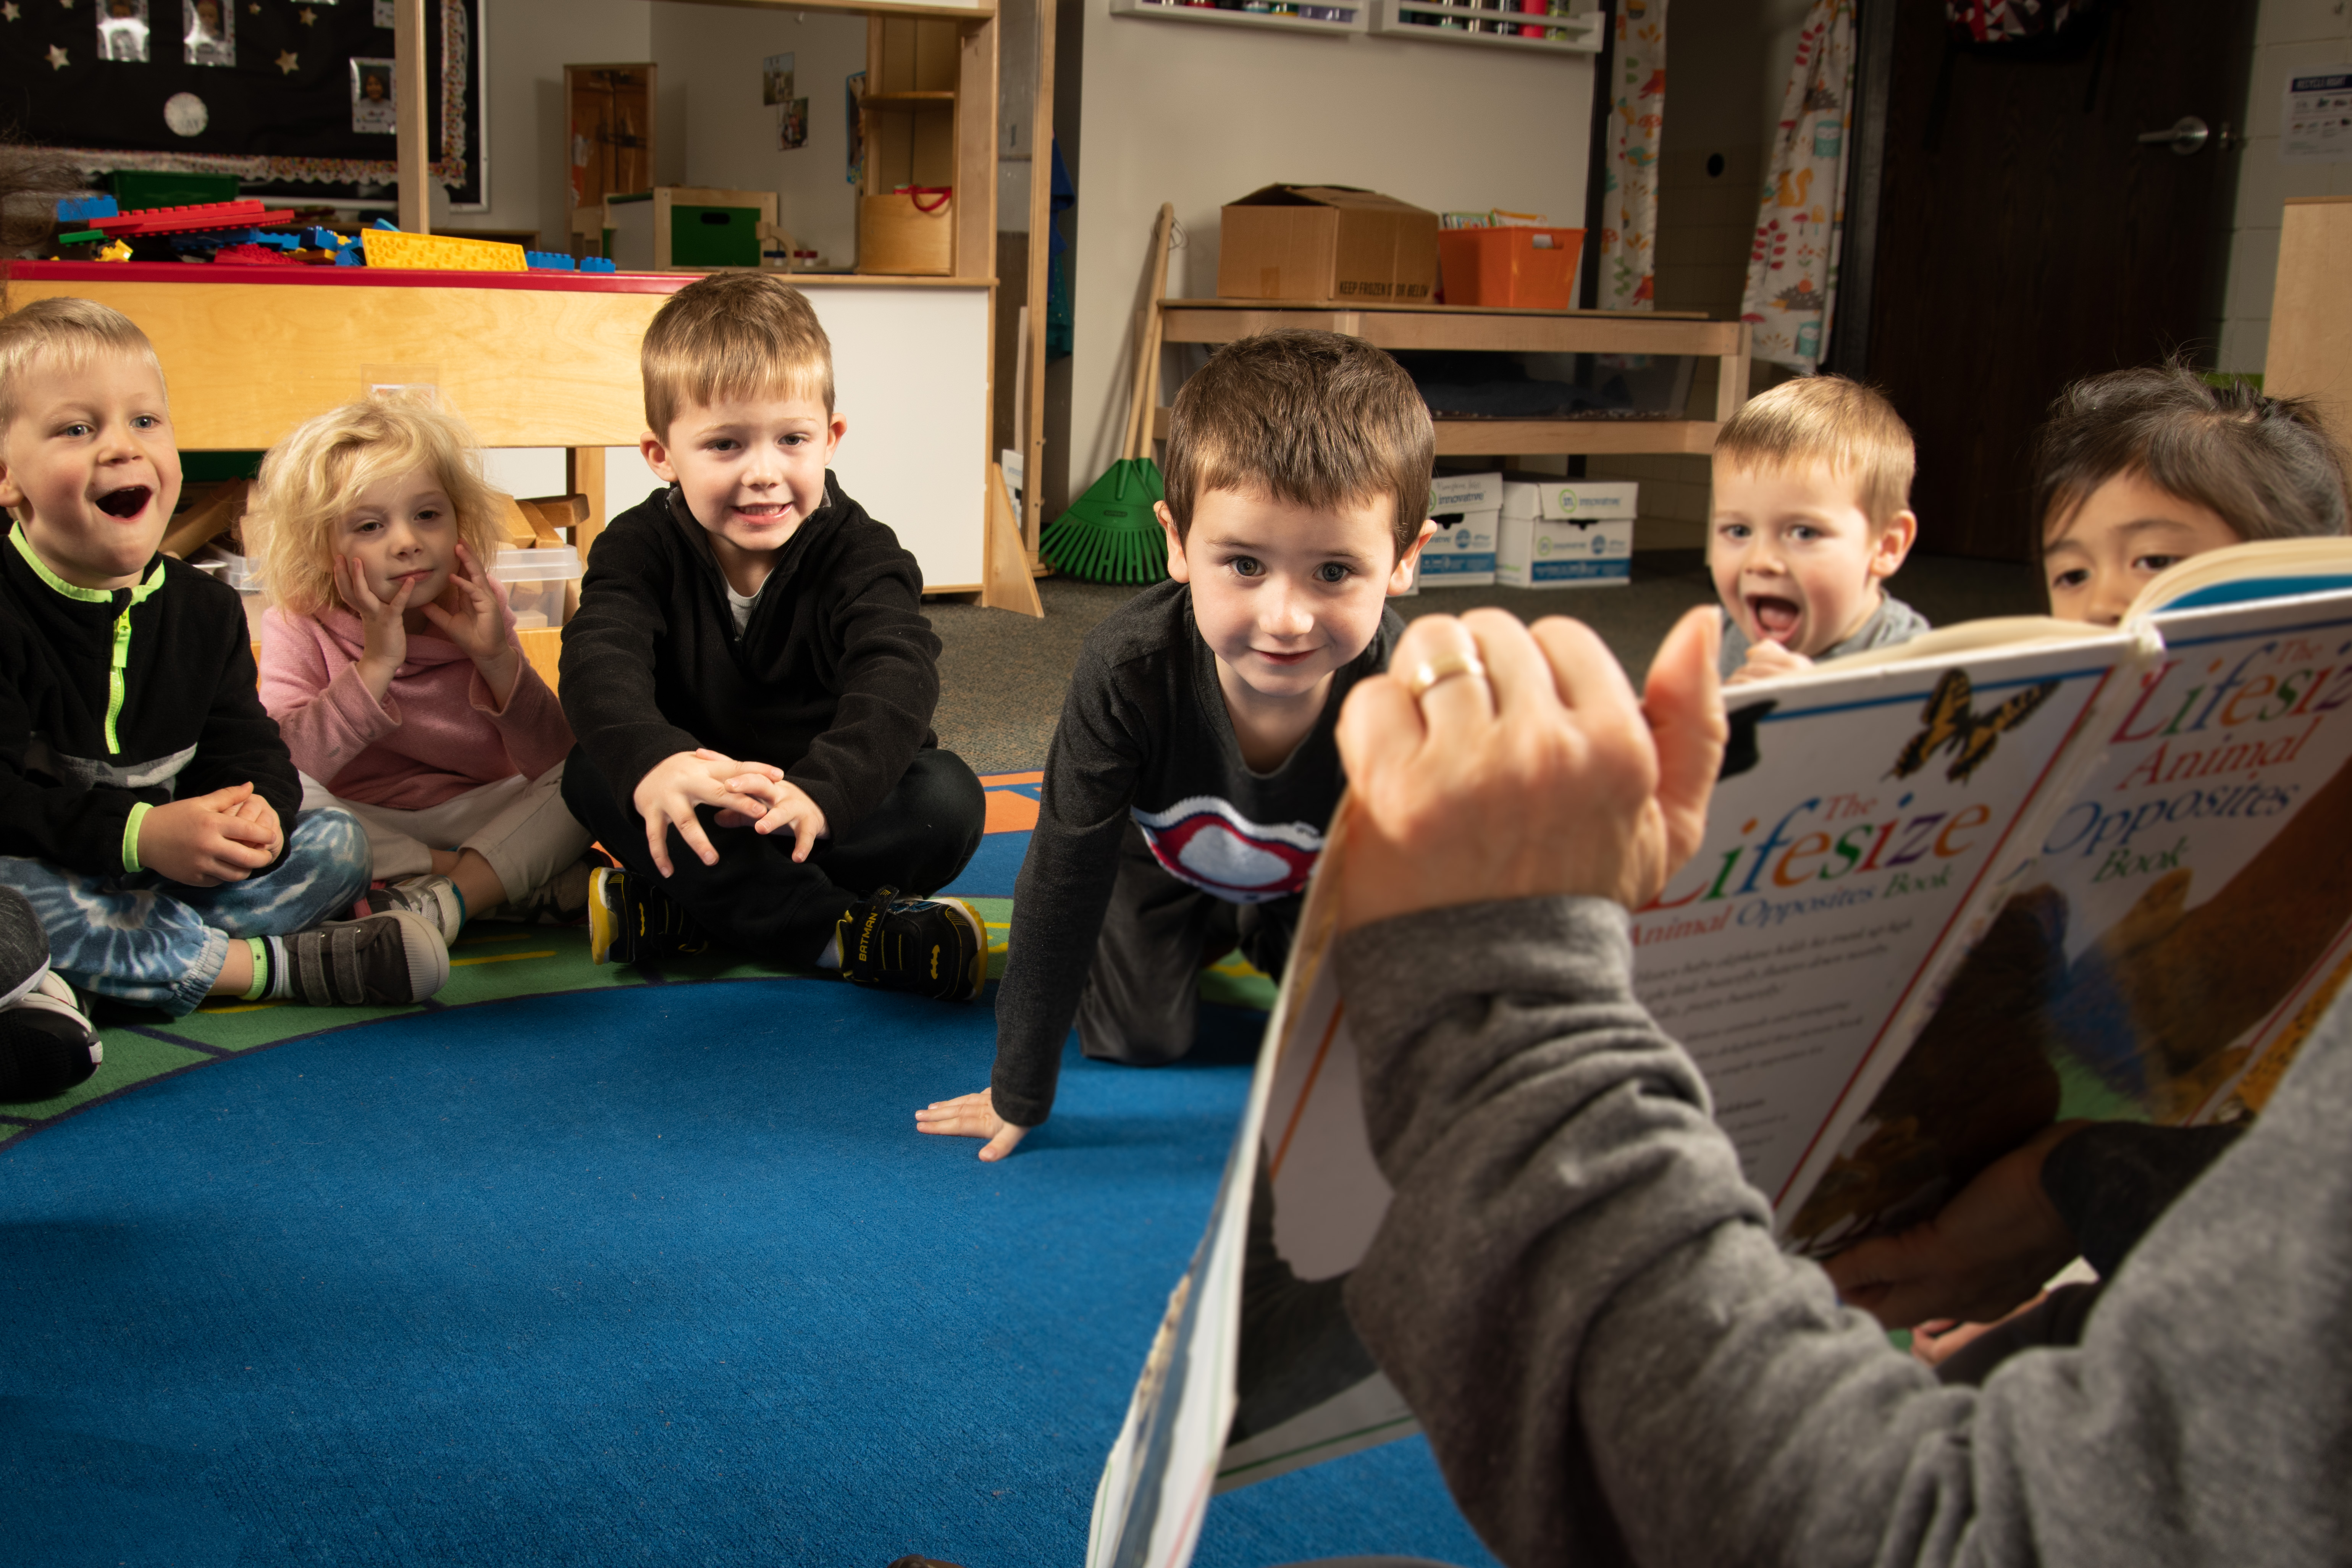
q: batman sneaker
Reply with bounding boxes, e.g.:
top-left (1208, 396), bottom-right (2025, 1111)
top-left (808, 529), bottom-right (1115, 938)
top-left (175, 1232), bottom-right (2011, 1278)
top-left (588, 866), bottom-right (711, 965)
top-left (0, 970), bottom-right (101, 1103)
top-left (836, 887), bottom-right (986, 1003)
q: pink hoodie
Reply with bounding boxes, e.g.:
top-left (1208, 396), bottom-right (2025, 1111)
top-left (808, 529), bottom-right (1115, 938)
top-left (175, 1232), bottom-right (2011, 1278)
top-left (259, 591), bottom-right (574, 811)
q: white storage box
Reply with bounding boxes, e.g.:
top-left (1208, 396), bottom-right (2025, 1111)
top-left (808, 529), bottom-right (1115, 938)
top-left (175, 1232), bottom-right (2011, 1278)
top-left (194, 544), bottom-right (268, 637)
top-left (1497, 516), bottom-right (1632, 588)
top-left (1501, 478), bottom-right (1639, 522)
top-left (1421, 469), bottom-right (1502, 587)
top-left (491, 544), bottom-right (584, 629)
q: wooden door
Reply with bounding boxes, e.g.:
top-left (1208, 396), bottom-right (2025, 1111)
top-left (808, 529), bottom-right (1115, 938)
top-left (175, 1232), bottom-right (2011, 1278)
top-left (1850, 2), bottom-right (2256, 560)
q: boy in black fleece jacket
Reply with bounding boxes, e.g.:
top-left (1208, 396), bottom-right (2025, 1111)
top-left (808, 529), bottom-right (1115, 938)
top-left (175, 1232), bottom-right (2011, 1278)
top-left (559, 273), bottom-right (986, 996)
top-left (0, 299), bottom-right (447, 1084)
top-left (917, 331), bottom-right (1436, 1158)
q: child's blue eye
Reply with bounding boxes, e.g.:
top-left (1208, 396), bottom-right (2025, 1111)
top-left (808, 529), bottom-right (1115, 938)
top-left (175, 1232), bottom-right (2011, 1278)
top-left (132, 415), bottom-right (158, 430)
top-left (61, 422), bottom-right (91, 438)
top-left (1315, 562), bottom-right (1350, 584)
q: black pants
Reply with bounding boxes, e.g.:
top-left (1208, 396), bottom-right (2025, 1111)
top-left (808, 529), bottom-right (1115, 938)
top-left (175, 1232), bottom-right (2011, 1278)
top-left (561, 745), bottom-right (985, 965)
top-left (1073, 822), bottom-right (1300, 1064)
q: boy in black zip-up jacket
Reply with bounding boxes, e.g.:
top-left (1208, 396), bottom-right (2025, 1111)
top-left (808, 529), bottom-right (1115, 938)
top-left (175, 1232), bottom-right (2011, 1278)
top-left (0, 299), bottom-right (449, 1089)
top-left (559, 274), bottom-right (986, 996)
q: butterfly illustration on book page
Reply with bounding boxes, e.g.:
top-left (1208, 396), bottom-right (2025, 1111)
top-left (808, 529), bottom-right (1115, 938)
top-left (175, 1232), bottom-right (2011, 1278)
top-left (1888, 669), bottom-right (2059, 784)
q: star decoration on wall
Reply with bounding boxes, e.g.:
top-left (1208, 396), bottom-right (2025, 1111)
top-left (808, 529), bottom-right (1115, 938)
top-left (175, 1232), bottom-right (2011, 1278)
top-left (46, 42), bottom-right (66, 67)
top-left (2, 3), bottom-right (22, 20)
top-left (275, 48), bottom-right (299, 74)
top-left (298, 4), bottom-right (314, 21)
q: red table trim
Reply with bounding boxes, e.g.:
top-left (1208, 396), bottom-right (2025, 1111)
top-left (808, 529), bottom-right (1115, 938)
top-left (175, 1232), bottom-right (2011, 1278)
top-left (3, 260), bottom-right (704, 296)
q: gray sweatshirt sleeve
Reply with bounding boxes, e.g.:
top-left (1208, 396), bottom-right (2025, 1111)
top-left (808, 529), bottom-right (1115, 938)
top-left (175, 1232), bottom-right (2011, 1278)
top-left (1336, 896), bottom-right (2352, 1568)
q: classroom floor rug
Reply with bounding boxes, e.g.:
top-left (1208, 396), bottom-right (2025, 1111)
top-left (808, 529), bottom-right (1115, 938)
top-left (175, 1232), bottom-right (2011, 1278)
top-left (0, 774), bottom-right (1499, 1568)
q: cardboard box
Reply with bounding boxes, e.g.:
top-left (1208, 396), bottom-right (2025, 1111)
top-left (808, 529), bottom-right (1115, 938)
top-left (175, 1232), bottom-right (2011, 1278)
top-left (1418, 468), bottom-right (1501, 586)
top-left (1497, 516), bottom-right (1633, 588)
top-left (1216, 186), bottom-right (1439, 304)
top-left (1501, 477), bottom-right (1639, 521)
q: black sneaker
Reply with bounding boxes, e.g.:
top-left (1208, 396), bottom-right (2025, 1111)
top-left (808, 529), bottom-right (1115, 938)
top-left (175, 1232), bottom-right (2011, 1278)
top-left (837, 888), bottom-right (985, 1003)
top-left (0, 971), bottom-right (101, 1103)
top-left (587, 866), bottom-right (711, 965)
top-left (281, 910), bottom-right (451, 1006)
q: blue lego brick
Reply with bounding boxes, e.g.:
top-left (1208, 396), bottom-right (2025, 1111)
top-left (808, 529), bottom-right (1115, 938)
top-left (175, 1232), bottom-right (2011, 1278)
top-left (525, 251), bottom-right (578, 271)
top-left (56, 195), bottom-right (119, 223)
top-left (578, 257), bottom-right (617, 274)
top-left (370, 218), bottom-right (401, 231)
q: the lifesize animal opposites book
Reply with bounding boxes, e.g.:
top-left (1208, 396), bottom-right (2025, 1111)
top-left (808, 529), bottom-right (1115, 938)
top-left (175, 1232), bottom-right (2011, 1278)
top-left (1085, 539), bottom-right (2352, 1568)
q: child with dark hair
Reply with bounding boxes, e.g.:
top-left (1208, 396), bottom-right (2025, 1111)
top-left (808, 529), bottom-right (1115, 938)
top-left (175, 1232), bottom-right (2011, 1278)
top-left (916, 328), bottom-right (1437, 1159)
top-left (2036, 363), bottom-right (2350, 623)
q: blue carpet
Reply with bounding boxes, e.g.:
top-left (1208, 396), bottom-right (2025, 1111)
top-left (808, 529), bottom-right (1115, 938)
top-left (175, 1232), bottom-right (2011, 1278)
top-left (0, 977), bottom-right (1500, 1566)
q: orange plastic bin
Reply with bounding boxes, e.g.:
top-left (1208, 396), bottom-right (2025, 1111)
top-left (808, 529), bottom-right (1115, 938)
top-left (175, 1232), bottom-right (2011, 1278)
top-left (1436, 226), bottom-right (1586, 308)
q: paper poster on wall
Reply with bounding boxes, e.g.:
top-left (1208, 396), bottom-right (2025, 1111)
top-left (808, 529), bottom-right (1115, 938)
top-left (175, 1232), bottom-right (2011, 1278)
top-left (99, 0), bottom-right (151, 63)
top-left (763, 52), bottom-right (795, 106)
top-left (182, 0), bottom-right (231, 66)
top-left (845, 70), bottom-right (865, 186)
top-left (780, 98), bottom-right (809, 151)
top-left (352, 57), bottom-right (396, 134)
top-left (376, 0), bottom-right (397, 24)
top-left (2283, 66), bottom-right (2352, 163)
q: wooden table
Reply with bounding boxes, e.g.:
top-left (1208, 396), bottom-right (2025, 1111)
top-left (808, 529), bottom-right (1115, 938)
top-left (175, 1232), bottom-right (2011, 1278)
top-left (3, 261), bottom-right (997, 591)
top-left (1150, 297), bottom-right (1752, 457)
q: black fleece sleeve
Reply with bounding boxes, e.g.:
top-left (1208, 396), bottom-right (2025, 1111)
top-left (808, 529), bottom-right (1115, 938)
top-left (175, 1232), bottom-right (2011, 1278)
top-left (559, 516), bottom-right (704, 803)
top-left (783, 555), bottom-right (939, 834)
top-left (988, 649), bottom-right (1147, 1126)
top-left (0, 674), bottom-right (134, 877)
top-left (176, 615), bottom-right (302, 868)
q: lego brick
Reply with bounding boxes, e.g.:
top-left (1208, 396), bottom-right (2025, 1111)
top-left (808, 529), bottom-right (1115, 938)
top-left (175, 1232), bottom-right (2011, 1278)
top-left (359, 230), bottom-right (528, 272)
top-left (525, 251), bottom-right (578, 271)
top-left (578, 257), bottom-right (617, 273)
top-left (55, 195), bottom-right (119, 223)
top-left (90, 199), bottom-right (297, 237)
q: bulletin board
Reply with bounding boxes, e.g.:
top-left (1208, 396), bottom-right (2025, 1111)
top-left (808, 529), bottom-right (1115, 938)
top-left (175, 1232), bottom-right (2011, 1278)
top-left (0, 0), bottom-right (487, 208)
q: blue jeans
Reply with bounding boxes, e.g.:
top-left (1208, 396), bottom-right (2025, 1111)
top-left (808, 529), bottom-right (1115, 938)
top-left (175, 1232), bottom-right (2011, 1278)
top-left (0, 808), bottom-right (370, 1016)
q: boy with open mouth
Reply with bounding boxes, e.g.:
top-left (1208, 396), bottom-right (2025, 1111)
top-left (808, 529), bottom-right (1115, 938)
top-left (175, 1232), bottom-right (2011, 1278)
top-left (1708, 375), bottom-right (1927, 685)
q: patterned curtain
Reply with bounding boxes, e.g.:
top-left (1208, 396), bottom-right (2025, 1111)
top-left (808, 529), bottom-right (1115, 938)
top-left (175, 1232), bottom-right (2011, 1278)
top-left (1596, 0), bottom-right (1666, 311)
top-left (1741, 0), bottom-right (1857, 371)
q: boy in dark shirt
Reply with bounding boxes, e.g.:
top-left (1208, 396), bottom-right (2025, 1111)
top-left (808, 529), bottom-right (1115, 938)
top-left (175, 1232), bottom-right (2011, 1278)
top-left (559, 273), bottom-right (988, 996)
top-left (0, 299), bottom-right (446, 1095)
top-left (918, 329), bottom-right (1436, 1158)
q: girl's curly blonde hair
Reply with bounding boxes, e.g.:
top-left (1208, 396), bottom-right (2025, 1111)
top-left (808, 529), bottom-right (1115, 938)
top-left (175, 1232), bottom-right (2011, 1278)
top-left (252, 396), bottom-right (505, 617)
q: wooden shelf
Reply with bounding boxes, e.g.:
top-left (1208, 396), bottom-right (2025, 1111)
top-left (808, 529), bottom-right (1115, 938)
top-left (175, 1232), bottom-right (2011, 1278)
top-left (863, 91), bottom-right (959, 107)
top-left (1368, 0), bottom-right (1602, 52)
top-left (1107, 0), bottom-right (1365, 37)
top-left (1150, 408), bottom-right (1718, 456)
top-left (676, 0), bottom-right (997, 19)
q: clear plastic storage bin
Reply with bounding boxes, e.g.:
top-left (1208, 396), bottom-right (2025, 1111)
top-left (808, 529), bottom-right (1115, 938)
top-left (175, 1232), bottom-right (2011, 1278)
top-left (491, 545), bottom-right (583, 629)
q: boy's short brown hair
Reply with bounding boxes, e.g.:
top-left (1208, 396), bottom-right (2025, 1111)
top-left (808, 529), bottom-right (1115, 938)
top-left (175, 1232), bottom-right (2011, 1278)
top-left (1713, 373), bottom-right (1915, 530)
top-left (1161, 329), bottom-right (1434, 559)
top-left (2031, 363), bottom-right (2349, 549)
top-left (640, 272), bottom-right (834, 437)
top-left (0, 296), bottom-right (166, 436)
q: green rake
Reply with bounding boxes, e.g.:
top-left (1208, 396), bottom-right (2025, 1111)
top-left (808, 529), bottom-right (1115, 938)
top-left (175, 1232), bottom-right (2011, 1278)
top-left (1042, 203), bottom-right (1175, 586)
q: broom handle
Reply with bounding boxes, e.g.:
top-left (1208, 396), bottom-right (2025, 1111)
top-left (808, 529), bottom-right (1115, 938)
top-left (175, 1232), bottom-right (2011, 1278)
top-left (1126, 203), bottom-right (1176, 462)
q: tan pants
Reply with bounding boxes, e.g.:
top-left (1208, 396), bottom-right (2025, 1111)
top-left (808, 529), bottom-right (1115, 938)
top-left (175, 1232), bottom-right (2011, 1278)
top-left (300, 761), bottom-right (591, 904)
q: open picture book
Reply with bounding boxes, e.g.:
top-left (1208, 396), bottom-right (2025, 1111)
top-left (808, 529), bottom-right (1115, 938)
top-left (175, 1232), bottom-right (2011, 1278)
top-left (1083, 538), bottom-right (2352, 1568)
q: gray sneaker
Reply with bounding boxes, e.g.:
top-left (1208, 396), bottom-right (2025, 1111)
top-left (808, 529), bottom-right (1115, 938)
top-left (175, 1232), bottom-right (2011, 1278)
top-left (359, 873), bottom-right (466, 944)
top-left (282, 910), bottom-right (450, 1006)
top-left (0, 970), bottom-right (101, 1103)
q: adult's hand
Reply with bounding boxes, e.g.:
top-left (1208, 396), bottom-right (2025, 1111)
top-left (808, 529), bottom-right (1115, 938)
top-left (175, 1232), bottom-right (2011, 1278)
top-left (1333, 606), bottom-right (1725, 932)
top-left (1825, 1119), bottom-right (2088, 1329)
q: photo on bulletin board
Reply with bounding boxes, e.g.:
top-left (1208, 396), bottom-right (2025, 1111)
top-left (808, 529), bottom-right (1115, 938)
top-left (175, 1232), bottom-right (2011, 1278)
top-left (99, 0), bottom-right (152, 65)
top-left (0, 0), bottom-right (488, 209)
top-left (183, 0), bottom-right (233, 67)
top-left (845, 71), bottom-right (865, 187)
top-left (352, 58), bottom-right (397, 135)
top-left (376, 0), bottom-right (396, 23)
top-left (780, 98), bottom-right (809, 151)
top-left (762, 52), bottom-right (795, 107)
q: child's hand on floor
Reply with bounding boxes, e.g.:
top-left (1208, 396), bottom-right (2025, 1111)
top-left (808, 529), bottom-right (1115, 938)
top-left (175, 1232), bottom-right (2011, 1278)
top-left (633, 748), bottom-right (783, 875)
top-left (713, 774), bottom-right (830, 862)
top-left (915, 1089), bottom-right (1030, 1161)
top-left (417, 542), bottom-right (523, 707)
top-left (139, 783), bottom-right (282, 887)
top-left (334, 550), bottom-right (419, 701)
top-left (1729, 641), bottom-right (1813, 685)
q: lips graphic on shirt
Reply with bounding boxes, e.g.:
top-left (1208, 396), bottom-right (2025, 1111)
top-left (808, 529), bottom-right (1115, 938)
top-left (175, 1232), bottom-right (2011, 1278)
top-left (1131, 796), bottom-right (1324, 903)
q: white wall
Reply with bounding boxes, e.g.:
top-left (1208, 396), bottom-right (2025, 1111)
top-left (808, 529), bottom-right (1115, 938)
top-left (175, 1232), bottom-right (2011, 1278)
top-left (2218, 0), bottom-right (2352, 376)
top-left (648, 5), bottom-right (870, 269)
top-left (1070, 3), bottom-right (1597, 489)
top-left (467, 0), bottom-right (654, 247)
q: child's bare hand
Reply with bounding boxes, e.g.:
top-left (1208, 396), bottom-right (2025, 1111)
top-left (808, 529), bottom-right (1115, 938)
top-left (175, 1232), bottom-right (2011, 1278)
top-left (334, 550), bottom-right (417, 699)
top-left (417, 542), bottom-right (522, 701)
top-left (222, 788), bottom-right (284, 859)
top-left (139, 783), bottom-right (281, 886)
top-left (714, 776), bottom-right (829, 862)
top-left (1729, 640), bottom-right (1813, 685)
top-left (631, 749), bottom-right (775, 876)
top-left (915, 1088), bottom-right (1031, 1161)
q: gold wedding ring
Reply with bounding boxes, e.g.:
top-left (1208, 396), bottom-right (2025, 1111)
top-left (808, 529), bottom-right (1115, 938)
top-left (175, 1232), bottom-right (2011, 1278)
top-left (1405, 652), bottom-right (1488, 700)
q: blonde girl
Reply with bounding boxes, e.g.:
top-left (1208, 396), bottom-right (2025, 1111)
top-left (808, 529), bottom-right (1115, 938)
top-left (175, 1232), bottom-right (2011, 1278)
top-left (255, 398), bottom-right (592, 939)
